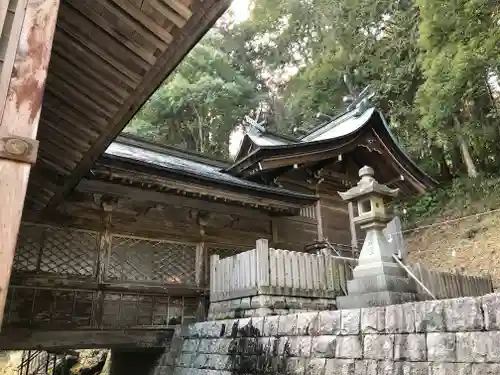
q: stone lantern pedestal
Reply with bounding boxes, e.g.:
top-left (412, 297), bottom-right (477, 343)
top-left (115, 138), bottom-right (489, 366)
top-left (336, 166), bottom-right (417, 309)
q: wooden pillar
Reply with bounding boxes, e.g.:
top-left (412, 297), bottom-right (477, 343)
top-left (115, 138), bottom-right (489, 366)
top-left (315, 201), bottom-right (323, 241)
top-left (195, 224), bottom-right (207, 321)
top-left (97, 200), bottom-right (114, 284)
top-left (0, 0), bottom-right (59, 330)
top-left (195, 242), bottom-right (205, 288)
top-left (93, 198), bottom-right (115, 328)
top-left (348, 202), bottom-right (358, 255)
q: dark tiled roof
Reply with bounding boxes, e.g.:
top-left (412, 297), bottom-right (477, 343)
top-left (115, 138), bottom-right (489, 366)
top-left (104, 140), bottom-right (317, 201)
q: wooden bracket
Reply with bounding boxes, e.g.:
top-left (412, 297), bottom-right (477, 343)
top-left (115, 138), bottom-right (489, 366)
top-left (0, 136), bottom-right (39, 164)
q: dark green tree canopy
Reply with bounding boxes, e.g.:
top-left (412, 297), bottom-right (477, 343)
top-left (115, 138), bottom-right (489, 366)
top-left (125, 0), bottom-right (500, 181)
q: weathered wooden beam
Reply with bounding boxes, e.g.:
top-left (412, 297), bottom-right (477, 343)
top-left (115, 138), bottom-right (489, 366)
top-left (348, 202), bottom-right (358, 253)
top-left (150, 0), bottom-right (188, 28)
top-left (315, 200), bottom-right (324, 241)
top-left (40, 0), bottom-right (232, 216)
top-left (77, 179), bottom-right (279, 219)
top-left (109, 0), bottom-right (174, 44)
top-left (9, 272), bottom-right (205, 296)
top-left (0, 329), bottom-right (174, 350)
top-left (195, 242), bottom-right (205, 287)
top-left (0, 0), bottom-right (59, 331)
top-left (92, 198), bottom-right (114, 328)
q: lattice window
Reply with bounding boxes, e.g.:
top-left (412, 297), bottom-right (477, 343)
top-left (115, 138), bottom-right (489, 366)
top-left (4, 287), bottom-right (95, 329)
top-left (107, 236), bottom-right (197, 284)
top-left (101, 293), bottom-right (195, 328)
top-left (13, 225), bottom-right (44, 272)
top-left (13, 224), bottom-right (99, 276)
top-left (40, 228), bottom-right (98, 277)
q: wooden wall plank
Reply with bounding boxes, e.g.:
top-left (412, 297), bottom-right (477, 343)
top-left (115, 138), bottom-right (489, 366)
top-left (109, 0), bottom-right (173, 44)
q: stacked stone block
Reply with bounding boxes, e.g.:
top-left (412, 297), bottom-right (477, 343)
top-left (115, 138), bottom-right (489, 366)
top-left (208, 295), bottom-right (336, 319)
top-left (157, 293), bottom-right (500, 374)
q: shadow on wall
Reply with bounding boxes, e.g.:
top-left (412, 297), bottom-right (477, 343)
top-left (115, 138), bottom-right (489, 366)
top-left (105, 348), bottom-right (165, 375)
top-left (227, 319), bottom-right (291, 374)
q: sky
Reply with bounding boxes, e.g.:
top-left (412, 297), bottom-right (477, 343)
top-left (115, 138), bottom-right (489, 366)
top-left (230, 0), bottom-right (251, 23)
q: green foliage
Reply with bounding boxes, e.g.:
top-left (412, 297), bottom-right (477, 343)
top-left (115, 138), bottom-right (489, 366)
top-left (123, 29), bottom-right (265, 159)
top-left (125, 0), bottom-right (500, 181)
top-left (401, 175), bottom-right (500, 228)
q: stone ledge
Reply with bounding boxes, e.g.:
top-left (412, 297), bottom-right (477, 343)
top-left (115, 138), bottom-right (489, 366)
top-left (164, 361), bottom-right (500, 375)
top-left (184, 293), bottom-right (500, 340)
top-left (160, 293), bottom-right (500, 375)
top-left (208, 295), bottom-right (336, 320)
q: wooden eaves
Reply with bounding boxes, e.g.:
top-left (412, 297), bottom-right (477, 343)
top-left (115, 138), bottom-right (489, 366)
top-left (24, 0), bottom-right (233, 216)
top-left (226, 107), bottom-right (438, 197)
top-left (79, 136), bottom-right (319, 216)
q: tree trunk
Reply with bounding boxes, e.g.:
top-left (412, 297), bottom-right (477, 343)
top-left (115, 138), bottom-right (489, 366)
top-left (453, 115), bottom-right (479, 178)
top-left (450, 145), bottom-right (464, 175)
top-left (431, 145), bottom-right (452, 181)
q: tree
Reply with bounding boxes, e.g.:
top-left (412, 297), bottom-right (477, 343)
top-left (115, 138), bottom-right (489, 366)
top-left (416, 0), bottom-right (500, 178)
top-left (125, 0), bottom-right (500, 181)
top-left (124, 29), bottom-right (264, 159)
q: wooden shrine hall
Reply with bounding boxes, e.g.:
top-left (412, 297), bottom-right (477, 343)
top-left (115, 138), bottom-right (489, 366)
top-left (0, 0), bottom-right (437, 351)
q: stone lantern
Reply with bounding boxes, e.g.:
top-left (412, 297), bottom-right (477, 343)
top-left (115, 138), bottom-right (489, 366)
top-left (336, 166), bottom-right (417, 309)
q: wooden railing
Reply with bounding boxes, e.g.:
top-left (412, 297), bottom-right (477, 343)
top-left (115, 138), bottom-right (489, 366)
top-left (17, 350), bottom-right (61, 375)
top-left (409, 263), bottom-right (493, 300)
top-left (209, 239), bottom-right (352, 302)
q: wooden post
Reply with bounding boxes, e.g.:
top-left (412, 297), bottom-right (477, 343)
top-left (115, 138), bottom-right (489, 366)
top-left (97, 200), bottom-right (114, 284)
top-left (0, 0), bottom-right (60, 330)
top-left (93, 198), bottom-right (115, 328)
top-left (348, 202), bottom-right (358, 254)
top-left (315, 201), bottom-right (323, 241)
top-left (195, 242), bottom-right (205, 288)
top-left (209, 254), bottom-right (220, 302)
top-left (255, 239), bottom-right (270, 294)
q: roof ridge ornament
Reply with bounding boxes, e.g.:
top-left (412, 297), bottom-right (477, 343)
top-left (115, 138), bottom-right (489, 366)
top-left (245, 106), bottom-right (266, 135)
top-left (342, 73), bottom-right (375, 115)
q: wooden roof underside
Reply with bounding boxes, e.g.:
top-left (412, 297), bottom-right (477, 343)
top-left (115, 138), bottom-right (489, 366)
top-left (25, 0), bottom-right (231, 215)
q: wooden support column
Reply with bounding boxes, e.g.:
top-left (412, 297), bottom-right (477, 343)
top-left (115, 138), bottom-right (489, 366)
top-left (195, 223), bottom-right (207, 321)
top-left (195, 242), bottom-right (205, 288)
top-left (315, 201), bottom-right (323, 241)
top-left (97, 199), bottom-right (115, 284)
top-left (93, 197), bottom-right (115, 328)
top-left (0, 0), bottom-right (59, 330)
top-left (314, 179), bottom-right (324, 242)
top-left (348, 202), bottom-right (358, 255)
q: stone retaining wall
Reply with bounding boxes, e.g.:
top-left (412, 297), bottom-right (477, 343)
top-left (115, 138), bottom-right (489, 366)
top-left (208, 295), bottom-right (337, 319)
top-left (154, 294), bottom-right (500, 375)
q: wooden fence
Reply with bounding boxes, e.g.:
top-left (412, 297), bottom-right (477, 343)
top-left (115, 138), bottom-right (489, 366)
top-left (409, 263), bottom-right (493, 300)
top-left (210, 239), bottom-right (494, 304)
top-left (209, 239), bottom-right (352, 302)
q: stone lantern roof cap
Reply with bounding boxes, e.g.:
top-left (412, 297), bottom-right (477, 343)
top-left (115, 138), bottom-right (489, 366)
top-left (338, 166), bottom-right (400, 201)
